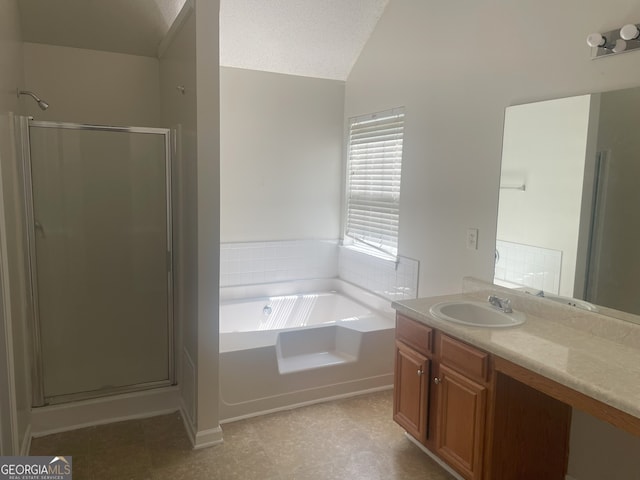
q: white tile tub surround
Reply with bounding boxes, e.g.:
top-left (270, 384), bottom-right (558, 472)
top-left (220, 240), bottom-right (419, 301)
top-left (494, 240), bottom-right (562, 294)
top-left (338, 246), bottom-right (419, 301)
top-left (220, 239), bottom-right (338, 287)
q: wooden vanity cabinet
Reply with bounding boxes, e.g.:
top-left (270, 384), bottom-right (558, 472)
top-left (394, 340), bottom-right (430, 443)
top-left (394, 313), bottom-right (489, 477)
top-left (434, 333), bottom-right (489, 480)
top-left (393, 314), bottom-right (433, 444)
top-left (393, 313), bottom-right (572, 480)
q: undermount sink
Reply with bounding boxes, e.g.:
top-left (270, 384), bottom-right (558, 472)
top-left (429, 300), bottom-right (526, 328)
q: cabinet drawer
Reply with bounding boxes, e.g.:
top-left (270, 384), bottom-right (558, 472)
top-left (439, 334), bottom-right (488, 382)
top-left (396, 314), bottom-right (432, 355)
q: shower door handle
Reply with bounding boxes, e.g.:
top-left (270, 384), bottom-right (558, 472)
top-left (34, 221), bottom-right (45, 238)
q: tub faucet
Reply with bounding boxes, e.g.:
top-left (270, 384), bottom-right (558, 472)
top-left (488, 295), bottom-right (512, 313)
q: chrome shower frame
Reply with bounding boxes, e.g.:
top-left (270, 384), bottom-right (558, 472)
top-left (17, 117), bottom-right (176, 406)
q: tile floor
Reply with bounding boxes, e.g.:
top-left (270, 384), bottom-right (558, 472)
top-left (30, 389), bottom-right (455, 479)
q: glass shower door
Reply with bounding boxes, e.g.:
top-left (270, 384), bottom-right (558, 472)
top-left (26, 122), bottom-right (173, 404)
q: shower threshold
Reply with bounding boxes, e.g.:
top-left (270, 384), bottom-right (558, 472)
top-left (40, 379), bottom-right (174, 407)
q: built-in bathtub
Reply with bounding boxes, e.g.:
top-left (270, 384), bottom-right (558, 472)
top-left (219, 279), bottom-right (395, 422)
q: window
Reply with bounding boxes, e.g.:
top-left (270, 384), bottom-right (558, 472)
top-left (344, 107), bottom-right (405, 258)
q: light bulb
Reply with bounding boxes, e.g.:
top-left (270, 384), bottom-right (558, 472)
top-left (620, 24), bottom-right (640, 41)
top-left (613, 38), bottom-right (627, 53)
top-left (586, 32), bottom-right (606, 47)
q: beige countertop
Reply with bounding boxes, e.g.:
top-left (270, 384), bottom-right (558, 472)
top-left (392, 292), bottom-right (640, 421)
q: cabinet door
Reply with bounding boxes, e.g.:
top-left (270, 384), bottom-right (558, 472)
top-left (435, 364), bottom-right (487, 480)
top-left (393, 340), bottom-right (430, 444)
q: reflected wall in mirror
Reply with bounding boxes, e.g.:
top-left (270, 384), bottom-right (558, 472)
top-left (495, 86), bottom-right (640, 324)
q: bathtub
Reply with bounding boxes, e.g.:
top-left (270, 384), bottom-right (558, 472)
top-left (219, 279), bottom-right (395, 421)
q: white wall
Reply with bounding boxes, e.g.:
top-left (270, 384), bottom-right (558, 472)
top-left (0, 0), bottom-right (31, 455)
top-left (220, 67), bottom-right (344, 242)
top-left (346, 0), bottom-right (640, 298)
top-left (497, 95), bottom-right (591, 297)
top-left (195, 0), bottom-right (222, 446)
top-left (159, 4), bottom-right (199, 432)
top-left (346, 1), bottom-right (640, 478)
top-left (159, 0), bottom-right (222, 447)
top-left (23, 43), bottom-right (160, 127)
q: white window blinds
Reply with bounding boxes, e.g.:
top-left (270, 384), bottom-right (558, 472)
top-left (345, 107), bottom-right (405, 257)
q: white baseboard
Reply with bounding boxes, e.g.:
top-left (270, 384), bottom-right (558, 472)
top-left (193, 426), bottom-right (223, 449)
top-left (180, 348), bottom-right (196, 425)
top-left (20, 423), bottom-right (32, 455)
top-left (31, 386), bottom-right (180, 437)
top-left (219, 384), bottom-right (393, 424)
top-left (179, 402), bottom-right (223, 450)
top-left (179, 399), bottom-right (196, 446)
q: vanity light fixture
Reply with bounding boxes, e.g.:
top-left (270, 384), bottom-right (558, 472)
top-left (586, 33), bottom-right (626, 52)
top-left (587, 22), bottom-right (640, 58)
top-left (620, 24), bottom-right (640, 41)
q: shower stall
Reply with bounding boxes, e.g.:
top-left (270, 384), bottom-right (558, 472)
top-left (15, 116), bottom-right (174, 406)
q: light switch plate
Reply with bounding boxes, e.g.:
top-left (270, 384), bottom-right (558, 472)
top-left (467, 228), bottom-right (479, 250)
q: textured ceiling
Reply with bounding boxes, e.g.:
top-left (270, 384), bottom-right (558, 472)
top-left (220, 0), bottom-right (389, 80)
top-left (18, 0), bottom-right (388, 80)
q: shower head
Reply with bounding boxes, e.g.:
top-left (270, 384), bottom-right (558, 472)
top-left (17, 89), bottom-right (49, 110)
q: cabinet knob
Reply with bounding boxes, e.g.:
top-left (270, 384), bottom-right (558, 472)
top-left (434, 377), bottom-right (441, 385)
top-left (417, 369), bottom-right (423, 376)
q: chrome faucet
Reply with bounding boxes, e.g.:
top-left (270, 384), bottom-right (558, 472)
top-left (488, 295), bottom-right (513, 313)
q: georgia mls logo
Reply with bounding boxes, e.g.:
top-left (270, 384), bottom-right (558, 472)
top-left (0, 456), bottom-right (72, 479)
top-left (49, 457), bottom-right (71, 472)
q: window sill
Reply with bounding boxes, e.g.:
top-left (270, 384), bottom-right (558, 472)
top-left (342, 243), bottom-right (398, 263)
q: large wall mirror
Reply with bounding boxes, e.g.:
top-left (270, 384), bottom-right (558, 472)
top-left (495, 85), bottom-right (640, 325)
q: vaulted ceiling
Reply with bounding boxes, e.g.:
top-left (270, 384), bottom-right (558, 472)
top-left (18, 0), bottom-right (388, 80)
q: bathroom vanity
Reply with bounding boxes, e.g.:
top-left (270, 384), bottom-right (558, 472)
top-left (392, 281), bottom-right (640, 480)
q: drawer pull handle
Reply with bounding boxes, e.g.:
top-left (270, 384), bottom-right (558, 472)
top-left (417, 369), bottom-right (423, 376)
top-left (434, 377), bottom-right (441, 385)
